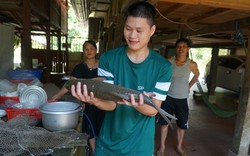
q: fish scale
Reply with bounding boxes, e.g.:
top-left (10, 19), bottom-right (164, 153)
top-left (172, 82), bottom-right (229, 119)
top-left (65, 79), bottom-right (177, 127)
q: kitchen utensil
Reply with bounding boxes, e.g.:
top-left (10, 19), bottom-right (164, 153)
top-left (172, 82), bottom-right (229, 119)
top-left (39, 101), bottom-right (82, 131)
top-left (20, 86), bottom-right (47, 108)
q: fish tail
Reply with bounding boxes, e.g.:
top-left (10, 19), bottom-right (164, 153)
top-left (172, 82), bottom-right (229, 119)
top-left (159, 107), bottom-right (178, 120)
top-left (152, 103), bottom-right (178, 129)
top-left (157, 108), bottom-right (174, 128)
top-left (151, 101), bottom-right (177, 120)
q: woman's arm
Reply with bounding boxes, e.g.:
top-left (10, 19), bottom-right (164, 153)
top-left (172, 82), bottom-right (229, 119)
top-left (51, 85), bottom-right (68, 100)
top-left (51, 76), bottom-right (77, 100)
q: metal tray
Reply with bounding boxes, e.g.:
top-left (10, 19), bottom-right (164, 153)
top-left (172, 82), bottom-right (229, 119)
top-left (20, 86), bottom-right (47, 108)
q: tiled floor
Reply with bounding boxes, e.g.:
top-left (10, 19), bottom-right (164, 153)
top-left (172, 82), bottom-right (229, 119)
top-left (43, 82), bottom-right (239, 156)
top-left (154, 84), bottom-right (238, 156)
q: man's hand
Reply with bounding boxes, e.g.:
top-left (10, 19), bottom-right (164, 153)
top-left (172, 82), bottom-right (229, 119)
top-left (71, 82), bottom-right (117, 110)
top-left (71, 82), bottom-right (96, 105)
top-left (117, 92), bottom-right (156, 107)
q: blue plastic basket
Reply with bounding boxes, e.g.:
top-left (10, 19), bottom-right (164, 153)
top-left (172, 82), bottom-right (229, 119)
top-left (7, 69), bottom-right (42, 80)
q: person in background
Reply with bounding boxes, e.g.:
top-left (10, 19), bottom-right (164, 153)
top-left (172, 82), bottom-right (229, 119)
top-left (70, 2), bottom-right (172, 156)
top-left (156, 38), bottom-right (200, 156)
top-left (51, 40), bottom-right (105, 155)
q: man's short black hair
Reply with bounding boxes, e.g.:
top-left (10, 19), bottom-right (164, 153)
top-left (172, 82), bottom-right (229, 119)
top-left (124, 2), bottom-right (156, 26)
top-left (175, 38), bottom-right (191, 47)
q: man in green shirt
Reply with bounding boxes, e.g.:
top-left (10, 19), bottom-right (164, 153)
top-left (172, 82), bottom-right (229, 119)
top-left (71, 2), bottom-right (172, 156)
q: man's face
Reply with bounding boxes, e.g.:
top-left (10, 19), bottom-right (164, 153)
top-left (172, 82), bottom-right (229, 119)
top-left (175, 42), bottom-right (190, 57)
top-left (123, 16), bottom-right (155, 52)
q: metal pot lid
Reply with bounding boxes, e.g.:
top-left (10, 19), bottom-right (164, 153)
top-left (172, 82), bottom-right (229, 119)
top-left (20, 86), bottom-right (47, 108)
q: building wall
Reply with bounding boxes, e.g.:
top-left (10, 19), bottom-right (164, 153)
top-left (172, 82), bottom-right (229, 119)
top-left (0, 24), bottom-right (14, 78)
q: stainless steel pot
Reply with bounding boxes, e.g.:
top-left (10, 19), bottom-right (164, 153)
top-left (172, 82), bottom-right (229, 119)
top-left (39, 101), bottom-right (82, 131)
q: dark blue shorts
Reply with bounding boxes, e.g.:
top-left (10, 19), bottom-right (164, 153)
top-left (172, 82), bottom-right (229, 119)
top-left (157, 95), bottom-right (189, 129)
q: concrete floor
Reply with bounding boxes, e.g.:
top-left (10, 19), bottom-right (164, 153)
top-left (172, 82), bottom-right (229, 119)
top-left (43, 82), bottom-right (239, 156)
top-left (154, 84), bottom-right (238, 156)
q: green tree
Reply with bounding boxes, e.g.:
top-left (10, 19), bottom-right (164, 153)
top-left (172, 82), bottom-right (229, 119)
top-left (67, 4), bottom-right (88, 52)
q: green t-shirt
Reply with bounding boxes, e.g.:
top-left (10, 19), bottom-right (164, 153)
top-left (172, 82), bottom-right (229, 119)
top-left (95, 45), bottom-right (172, 156)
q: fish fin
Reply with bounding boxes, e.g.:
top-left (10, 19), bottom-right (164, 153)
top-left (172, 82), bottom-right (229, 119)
top-left (110, 92), bottom-right (130, 101)
top-left (152, 102), bottom-right (177, 120)
top-left (109, 92), bottom-right (130, 102)
top-left (152, 103), bottom-right (178, 129)
top-left (159, 108), bottom-right (178, 120)
top-left (158, 109), bottom-right (174, 129)
top-left (154, 105), bottom-right (174, 129)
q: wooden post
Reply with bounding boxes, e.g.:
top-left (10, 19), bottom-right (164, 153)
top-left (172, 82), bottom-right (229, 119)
top-left (21, 0), bottom-right (32, 68)
top-left (65, 34), bottom-right (69, 74)
top-left (230, 27), bottom-right (250, 155)
top-left (65, 0), bottom-right (69, 74)
top-left (106, 25), bottom-right (114, 50)
top-left (57, 1), bottom-right (62, 73)
top-left (58, 30), bottom-right (62, 73)
top-left (207, 47), bottom-right (219, 103)
top-left (113, 15), bottom-right (124, 47)
top-left (207, 47), bottom-right (219, 96)
top-left (102, 32), bottom-right (109, 52)
top-left (44, 0), bottom-right (51, 83)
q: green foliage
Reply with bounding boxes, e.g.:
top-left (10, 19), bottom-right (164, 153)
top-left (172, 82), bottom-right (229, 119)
top-left (67, 4), bottom-right (88, 52)
top-left (67, 5), bottom-right (87, 38)
top-left (190, 48), bottom-right (212, 76)
top-left (190, 48), bottom-right (230, 80)
top-left (14, 35), bottom-right (21, 50)
top-left (68, 7), bottom-right (80, 37)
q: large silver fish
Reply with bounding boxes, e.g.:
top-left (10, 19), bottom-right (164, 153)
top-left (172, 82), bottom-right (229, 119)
top-left (65, 79), bottom-right (177, 127)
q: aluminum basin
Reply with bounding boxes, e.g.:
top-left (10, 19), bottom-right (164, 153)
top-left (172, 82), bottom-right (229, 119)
top-left (39, 101), bottom-right (82, 131)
